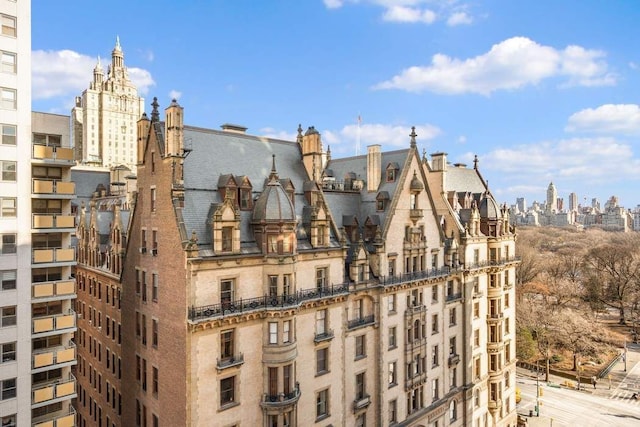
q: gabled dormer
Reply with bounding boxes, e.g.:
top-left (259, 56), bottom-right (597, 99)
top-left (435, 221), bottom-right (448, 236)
top-left (217, 174), bottom-right (238, 204)
top-left (236, 175), bottom-right (253, 211)
top-left (348, 240), bottom-right (370, 284)
top-left (210, 193), bottom-right (241, 254)
top-left (309, 201), bottom-right (330, 248)
top-left (385, 162), bottom-right (400, 183)
top-left (343, 215), bottom-right (360, 243)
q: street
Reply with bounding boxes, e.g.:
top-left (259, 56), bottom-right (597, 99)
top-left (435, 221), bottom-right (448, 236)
top-left (516, 344), bottom-right (640, 427)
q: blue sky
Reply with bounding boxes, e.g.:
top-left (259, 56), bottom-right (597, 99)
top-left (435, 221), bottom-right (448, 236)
top-left (31, 0), bottom-right (640, 209)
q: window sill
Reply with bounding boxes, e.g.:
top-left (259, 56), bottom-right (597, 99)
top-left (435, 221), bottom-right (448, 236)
top-left (315, 413), bottom-right (330, 423)
top-left (354, 354), bottom-right (367, 361)
top-left (218, 401), bottom-right (240, 412)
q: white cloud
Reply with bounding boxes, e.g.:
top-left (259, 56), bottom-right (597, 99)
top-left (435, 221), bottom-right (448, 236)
top-left (323, 0), bottom-right (344, 8)
top-left (374, 37), bottom-right (615, 95)
top-left (32, 49), bottom-right (155, 101)
top-left (383, 6), bottom-right (436, 23)
top-left (447, 11), bottom-right (472, 26)
top-left (32, 50), bottom-right (96, 100)
top-left (566, 104), bottom-right (640, 135)
top-left (169, 90), bottom-right (183, 101)
top-left (457, 135), bottom-right (467, 144)
top-left (259, 127), bottom-right (298, 141)
top-left (324, 0), bottom-right (473, 25)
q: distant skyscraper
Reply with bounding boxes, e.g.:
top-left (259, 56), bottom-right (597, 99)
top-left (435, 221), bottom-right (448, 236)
top-left (557, 197), bottom-right (564, 212)
top-left (72, 37), bottom-right (144, 171)
top-left (546, 182), bottom-right (557, 213)
top-left (516, 197), bottom-right (527, 212)
top-left (592, 198), bottom-right (600, 211)
top-left (569, 192), bottom-right (578, 211)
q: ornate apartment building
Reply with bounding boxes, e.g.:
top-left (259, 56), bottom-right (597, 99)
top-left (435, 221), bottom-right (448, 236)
top-left (75, 193), bottom-right (130, 427)
top-left (71, 38), bottom-right (144, 172)
top-left (73, 97), bottom-right (517, 427)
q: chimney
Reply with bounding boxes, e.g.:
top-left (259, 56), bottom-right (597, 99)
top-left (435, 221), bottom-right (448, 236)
top-left (430, 152), bottom-right (448, 172)
top-left (220, 123), bottom-right (248, 134)
top-left (367, 145), bottom-right (381, 192)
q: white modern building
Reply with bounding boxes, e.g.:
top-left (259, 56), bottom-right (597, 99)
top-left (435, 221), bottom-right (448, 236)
top-left (1, 1), bottom-right (31, 425)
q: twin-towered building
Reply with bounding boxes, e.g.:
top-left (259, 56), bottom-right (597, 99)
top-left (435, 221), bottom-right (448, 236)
top-left (74, 93), bottom-right (518, 426)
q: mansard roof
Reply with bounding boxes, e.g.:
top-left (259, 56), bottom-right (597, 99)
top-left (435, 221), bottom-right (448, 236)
top-left (174, 126), bottom-right (339, 252)
top-left (323, 149), bottom-right (409, 233)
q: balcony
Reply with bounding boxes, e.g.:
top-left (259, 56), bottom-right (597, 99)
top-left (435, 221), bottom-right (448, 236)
top-left (32, 279), bottom-right (75, 300)
top-left (404, 373), bottom-right (428, 390)
top-left (260, 384), bottom-right (301, 409)
top-left (488, 399), bottom-right (502, 411)
top-left (32, 145), bottom-right (74, 165)
top-left (445, 292), bottom-right (462, 304)
top-left (32, 214), bottom-right (75, 231)
top-left (32, 373), bottom-right (76, 406)
top-left (409, 208), bottom-right (423, 222)
top-left (32, 404), bottom-right (76, 427)
top-left (380, 266), bottom-right (458, 287)
top-left (448, 353), bottom-right (461, 367)
top-left (32, 342), bottom-right (76, 371)
top-left (32, 311), bottom-right (76, 335)
top-left (406, 304), bottom-right (427, 315)
top-left (347, 314), bottom-right (375, 331)
top-left (352, 394), bottom-right (371, 412)
top-left (486, 313), bottom-right (504, 324)
top-left (32, 248), bottom-right (76, 265)
top-left (189, 282), bottom-right (349, 321)
top-left (314, 330), bottom-right (334, 343)
top-left (216, 353), bottom-right (244, 371)
top-left (32, 179), bottom-right (76, 198)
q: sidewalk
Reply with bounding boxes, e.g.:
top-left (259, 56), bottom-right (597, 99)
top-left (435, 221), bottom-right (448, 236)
top-left (516, 346), bottom-right (640, 426)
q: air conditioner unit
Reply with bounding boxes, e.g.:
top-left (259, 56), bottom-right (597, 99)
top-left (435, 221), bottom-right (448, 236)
top-left (140, 247), bottom-right (147, 254)
top-left (151, 248), bottom-right (158, 256)
top-left (77, 313), bottom-right (82, 319)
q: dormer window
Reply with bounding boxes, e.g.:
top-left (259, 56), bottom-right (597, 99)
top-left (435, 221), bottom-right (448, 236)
top-left (386, 163), bottom-right (399, 182)
top-left (221, 226), bottom-right (233, 252)
top-left (267, 233), bottom-right (293, 254)
top-left (376, 191), bottom-right (389, 211)
top-left (237, 176), bottom-right (253, 210)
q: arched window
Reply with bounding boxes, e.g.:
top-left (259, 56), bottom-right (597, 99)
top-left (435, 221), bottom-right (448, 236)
top-left (449, 400), bottom-right (457, 421)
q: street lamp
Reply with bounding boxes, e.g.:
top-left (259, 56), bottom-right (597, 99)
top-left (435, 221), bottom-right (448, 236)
top-left (536, 360), bottom-right (540, 416)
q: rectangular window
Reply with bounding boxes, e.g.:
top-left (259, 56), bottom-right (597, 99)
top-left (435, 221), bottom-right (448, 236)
top-left (389, 399), bottom-right (397, 424)
top-left (268, 275), bottom-right (278, 296)
top-left (316, 388), bottom-right (328, 418)
top-left (388, 294), bottom-right (396, 313)
top-left (432, 284), bottom-right (438, 303)
top-left (283, 274), bottom-right (291, 296)
top-left (388, 326), bottom-right (397, 349)
top-left (152, 273), bottom-right (158, 302)
top-left (1, 161), bottom-right (16, 181)
top-left (152, 367), bottom-right (158, 396)
top-left (432, 345), bottom-right (439, 367)
top-left (355, 334), bottom-right (366, 358)
top-left (283, 320), bottom-right (291, 343)
top-left (474, 329), bottom-right (480, 347)
top-left (449, 307), bottom-right (456, 326)
top-left (152, 319), bottom-right (158, 347)
top-left (431, 313), bottom-right (439, 334)
top-left (355, 372), bottom-right (366, 399)
top-left (1, 270), bottom-right (16, 290)
top-left (388, 361), bottom-right (397, 386)
top-left (0, 88), bottom-right (16, 110)
top-left (221, 329), bottom-right (234, 359)
top-left (268, 322), bottom-right (278, 344)
top-left (316, 347), bottom-right (328, 374)
top-left (0, 415), bottom-right (16, 427)
top-left (1, 15), bottom-right (16, 37)
top-left (150, 188), bottom-right (156, 212)
top-left (449, 336), bottom-right (457, 356)
top-left (315, 309), bottom-right (327, 336)
top-left (432, 378), bottom-right (439, 401)
top-left (1, 342), bottom-right (16, 363)
top-left (220, 376), bottom-right (235, 406)
top-left (221, 279), bottom-right (234, 306)
top-left (1, 306), bottom-right (16, 327)
top-left (1, 124), bottom-right (16, 145)
top-left (316, 267), bottom-right (327, 289)
top-left (221, 226), bottom-right (233, 252)
top-left (1, 378), bottom-right (16, 400)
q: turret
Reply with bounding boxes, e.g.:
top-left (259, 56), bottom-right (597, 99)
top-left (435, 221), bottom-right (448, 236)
top-left (301, 126), bottom-right (323, 182)
top-left (165, 99), bottom-right (184, 156)
top-left (137, 112), bottom-right (151, 165)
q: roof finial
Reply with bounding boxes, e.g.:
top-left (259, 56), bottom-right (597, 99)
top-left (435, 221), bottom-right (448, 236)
top-left (410, 126), bottom-right (417, 148)
top-left (473, 154), bottom-right (478, 170)
top-left (269, 154), bottom-right (279, 180)
top-left (151, 97), bottom-right (160, 122)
